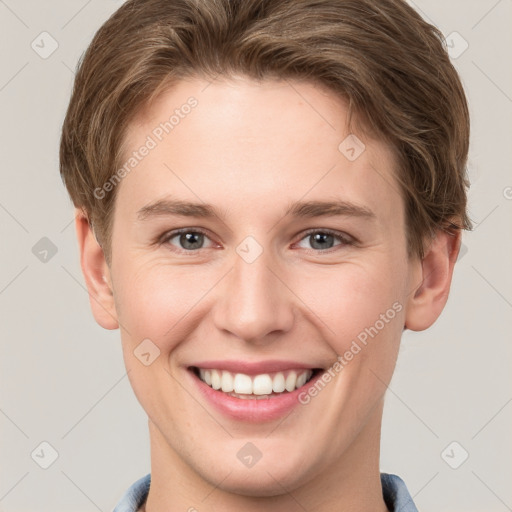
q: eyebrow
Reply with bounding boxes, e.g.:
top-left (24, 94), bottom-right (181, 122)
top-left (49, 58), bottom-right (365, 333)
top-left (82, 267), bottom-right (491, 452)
top-left (136, 197), bottom-right (376, 222)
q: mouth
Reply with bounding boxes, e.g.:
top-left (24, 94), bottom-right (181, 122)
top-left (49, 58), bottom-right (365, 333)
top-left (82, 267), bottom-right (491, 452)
top-left (188, 366), bottom-right (323, 400)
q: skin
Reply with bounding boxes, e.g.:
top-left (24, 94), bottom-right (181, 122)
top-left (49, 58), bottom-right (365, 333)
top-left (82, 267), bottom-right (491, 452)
top-left (75, 76), bottom-right (461, 511)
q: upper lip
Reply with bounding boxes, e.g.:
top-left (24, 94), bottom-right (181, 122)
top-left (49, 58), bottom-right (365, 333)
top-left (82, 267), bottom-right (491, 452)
top-left (189, 360), bottom-right (321, 375)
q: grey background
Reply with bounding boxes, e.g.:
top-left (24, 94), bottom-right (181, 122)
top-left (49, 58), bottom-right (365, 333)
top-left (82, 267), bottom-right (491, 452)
top-left (0, 0), bottom-right (511, 510)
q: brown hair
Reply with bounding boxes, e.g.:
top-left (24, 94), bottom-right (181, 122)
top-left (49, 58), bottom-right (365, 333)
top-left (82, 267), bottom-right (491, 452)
top-left (60, 0), bottom-right (472, 266)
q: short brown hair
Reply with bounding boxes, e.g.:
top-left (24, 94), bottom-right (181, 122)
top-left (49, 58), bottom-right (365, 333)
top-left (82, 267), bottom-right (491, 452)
top-left (60, 0), bottom-right (472, 266)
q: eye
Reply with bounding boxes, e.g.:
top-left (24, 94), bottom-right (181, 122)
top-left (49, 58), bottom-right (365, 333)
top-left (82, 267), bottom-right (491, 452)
top-left (294, 229), bottom-right (354, 252)
top-left (160, 228), bottom-right (216, 252)
top-left (159, 227), bottom-right (355, 254)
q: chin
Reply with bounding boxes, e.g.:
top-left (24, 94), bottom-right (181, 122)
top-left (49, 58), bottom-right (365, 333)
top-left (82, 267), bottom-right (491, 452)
top-left (216, 470), bottom-right (300, 498)
top-left (198, 457), bottom-right (313, 498)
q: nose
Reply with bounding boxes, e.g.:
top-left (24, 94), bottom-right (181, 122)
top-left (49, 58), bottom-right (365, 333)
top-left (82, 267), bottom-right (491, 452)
top-left (212, 246), bottom-right (295, 345)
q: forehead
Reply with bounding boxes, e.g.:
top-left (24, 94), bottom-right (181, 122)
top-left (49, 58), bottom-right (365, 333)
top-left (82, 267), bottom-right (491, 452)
top-left (116, 77), bottom-right (402, 228)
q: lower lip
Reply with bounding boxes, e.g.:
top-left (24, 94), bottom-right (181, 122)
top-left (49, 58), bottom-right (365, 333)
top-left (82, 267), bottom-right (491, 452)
top-left (187, 368), bottom-right (324, 422)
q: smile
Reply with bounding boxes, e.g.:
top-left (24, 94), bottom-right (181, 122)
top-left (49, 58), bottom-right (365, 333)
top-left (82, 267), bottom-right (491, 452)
top-left (191, 367), bottom-right (320, 399)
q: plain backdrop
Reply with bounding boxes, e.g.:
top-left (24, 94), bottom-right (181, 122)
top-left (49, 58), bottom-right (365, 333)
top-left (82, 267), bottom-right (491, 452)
top-left (0, 0), bottom-right (511, 510)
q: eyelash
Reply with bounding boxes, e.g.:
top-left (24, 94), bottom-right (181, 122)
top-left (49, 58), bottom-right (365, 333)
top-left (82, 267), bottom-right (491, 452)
top-left (158, 227), bottom-right (356, 255)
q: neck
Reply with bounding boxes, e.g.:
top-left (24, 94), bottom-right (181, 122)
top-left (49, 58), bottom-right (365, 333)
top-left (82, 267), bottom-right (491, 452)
top-left (144, 400), bottom-right (389, 512)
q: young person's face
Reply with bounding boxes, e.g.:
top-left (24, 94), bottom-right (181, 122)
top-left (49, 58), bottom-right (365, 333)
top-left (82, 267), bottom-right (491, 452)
top-left (78, 77), bottom-right (458, 498)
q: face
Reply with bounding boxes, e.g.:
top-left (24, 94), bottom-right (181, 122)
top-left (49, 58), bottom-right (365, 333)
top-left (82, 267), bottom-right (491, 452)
top-left (98, 77), bottom-right (422, 495)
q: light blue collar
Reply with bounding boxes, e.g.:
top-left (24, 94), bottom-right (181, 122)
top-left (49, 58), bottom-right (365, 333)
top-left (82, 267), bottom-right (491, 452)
top-left (113, 472), bottom-right (418, 511)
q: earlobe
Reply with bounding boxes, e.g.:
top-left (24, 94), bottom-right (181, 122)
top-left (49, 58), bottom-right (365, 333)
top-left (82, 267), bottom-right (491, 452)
top-left (74, 208), bottom-right (119, 330)
top-left (404, 228), bottom-right (462, 331)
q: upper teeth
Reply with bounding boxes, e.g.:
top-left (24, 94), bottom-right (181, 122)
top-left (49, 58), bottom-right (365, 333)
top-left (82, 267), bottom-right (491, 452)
top-left (197, 368), bottom-right (314, 395)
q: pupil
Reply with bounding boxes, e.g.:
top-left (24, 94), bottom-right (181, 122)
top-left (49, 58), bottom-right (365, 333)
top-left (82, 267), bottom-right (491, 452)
top-left (181, 232), bottom-right (203, 250)
top-left (178, 232), bottom-right (334, 251)
top-left (311, 233), bottom-right (333, 250)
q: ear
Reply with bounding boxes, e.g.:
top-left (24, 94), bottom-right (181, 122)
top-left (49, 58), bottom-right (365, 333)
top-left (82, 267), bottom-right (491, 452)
top-left (74, 208), bottom-right (119, 330)
top-left (404, 228), bottom-right (462, 331)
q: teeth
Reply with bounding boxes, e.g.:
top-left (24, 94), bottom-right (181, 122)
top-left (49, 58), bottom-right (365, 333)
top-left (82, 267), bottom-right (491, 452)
top-left (211, 370), bottom-right (221, 390)
top-left (296, 372), bottom-right (307, 388)
top-left (197, 368), bottom-right (314, 395)
top-left (273, 372), bottom-right (286, 393)
top-left (285, 372), bottom-right (297, 392)
top-left (221, 371), bottom-right (233, 392)
top-left (253, 374), bottom-right (273, 395)
top-left (233, 373), bottom-right (252, 394)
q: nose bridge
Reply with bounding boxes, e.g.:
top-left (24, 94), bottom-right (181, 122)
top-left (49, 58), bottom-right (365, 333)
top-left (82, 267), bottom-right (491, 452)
top-left (213, 243), bottom-right (294, 343)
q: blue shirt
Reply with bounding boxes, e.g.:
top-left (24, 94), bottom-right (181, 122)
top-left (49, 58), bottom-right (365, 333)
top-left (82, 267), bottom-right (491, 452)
top-left (113, 472), bottom-right (418, 511)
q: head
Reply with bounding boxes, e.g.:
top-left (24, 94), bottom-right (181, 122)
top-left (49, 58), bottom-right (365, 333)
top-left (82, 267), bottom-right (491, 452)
top-left (60, 0), bottom-right (471, 500)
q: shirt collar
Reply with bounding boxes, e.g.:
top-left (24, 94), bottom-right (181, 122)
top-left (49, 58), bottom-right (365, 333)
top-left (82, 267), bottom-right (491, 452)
top-left (113, 472), bottom-right (418, 511)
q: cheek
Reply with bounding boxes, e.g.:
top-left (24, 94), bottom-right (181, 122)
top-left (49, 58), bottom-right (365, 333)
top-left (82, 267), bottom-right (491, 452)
top-left (113, 258), bottom-right (219, 348)
top-left (113, 245), bottom-right (407, 360)
top-left (296, 259), bottom-right (406, 356)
